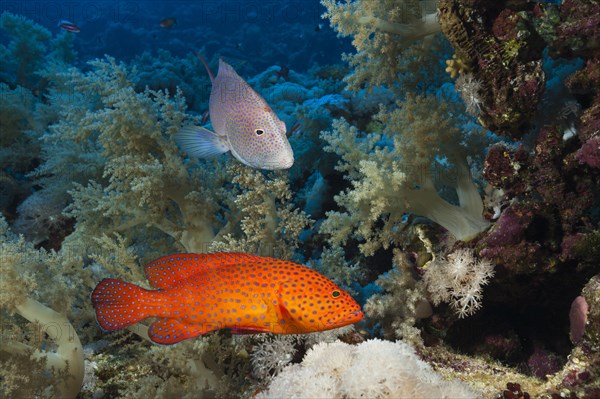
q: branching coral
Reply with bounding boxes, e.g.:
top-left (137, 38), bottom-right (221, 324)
top-left (129, 49), bottom-right (220, 114)
top-left (0, 83), bottom-right (37, 149)
top-left (250, 326), bottom-right (357, 384)
top-left (251, 335), bottom-right (298, 381)
top-left (320, 95), bottom-right (490, 255)
top-left (309, 246), bottom-right (365, 294)
top-left (0, 12), bottom-right (78, 217)
top-left (322, 0), bottom-right (441, 91)
top-left (95, 334), bottom-right (246, 398)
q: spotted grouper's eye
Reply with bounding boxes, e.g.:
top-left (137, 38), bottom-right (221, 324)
top-left (255, 128), bottom-right (264, 136)
top-left (332, 290), bottom-right (341, 298)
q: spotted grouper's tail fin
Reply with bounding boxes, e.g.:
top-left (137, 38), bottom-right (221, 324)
top-left (91, 278), bottom-right (158, 332)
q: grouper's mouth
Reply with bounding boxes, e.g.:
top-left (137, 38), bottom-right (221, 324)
top-left (326, 309), bottom-right (364, 327)
top-left (254, 151), bottom-right (294, 170)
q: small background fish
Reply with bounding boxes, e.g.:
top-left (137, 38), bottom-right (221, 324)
top-left (58, 20), bottom-right (80, 33)
top-left (176, 55), bottom-right (294, 170)
top-left (159, 17), bottom-right (177, 29)
top-left (91, 252), bottom-right (363, 345)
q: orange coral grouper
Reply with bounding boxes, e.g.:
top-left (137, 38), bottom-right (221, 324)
top-left (91, 252), bottom-right (364, 344)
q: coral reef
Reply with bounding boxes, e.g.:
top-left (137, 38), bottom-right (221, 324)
top-left (1, 1), bottom-right (599, 398)
top-left (363, 248), bottom-right (430, 345)
top-left (438, 0), bottom-right (546, 138)
top-left (320, 94), bottom-right (490, 251)
top-left (0, 12), bottom-right (318, 398)
top-left (30, 56), bottom-right (310, 259)
top-left (52, 56), bottom-right (221, 253)
top-left (480, 122), bottom-right (599, 274)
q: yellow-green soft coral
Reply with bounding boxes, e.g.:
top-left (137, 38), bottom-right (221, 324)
top-left (364, 249), bottom-right (431, 344)
top-left (37, 56), bottom-right (310, 257)
top-left (0, 216), bottom-right (84, 398)
top-left (322, 0), bottom-right (440, 90)
top-left (0, 83), bottom-right (43, 177)
top-left (0, 11), bottom-right (51, 87)
top-left (208, 164), bottom-right (312, 260)
top-left (37, 56), bottom-right (224, 253)
top-left (320, 95), bottom-right (489, 255)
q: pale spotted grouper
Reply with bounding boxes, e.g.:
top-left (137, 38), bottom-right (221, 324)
top-left (176, 55), bottom-right (294, 170)
top-left (91, 252), bottom-right (363, 344)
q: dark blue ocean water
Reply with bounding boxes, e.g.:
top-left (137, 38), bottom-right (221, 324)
top-left (0, 0), bottom-right (352, 72)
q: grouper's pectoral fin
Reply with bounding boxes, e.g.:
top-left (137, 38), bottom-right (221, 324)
top-left (228, 327), bottom-right (272, 335)
top-left (228, 298), bottom-right (279, 335)
top-left (226, 296), bottom-right (286, 335)
top-left (175, 125), bottom-right (229, 159)
top-left (148, 318), bottom-right (221, 345)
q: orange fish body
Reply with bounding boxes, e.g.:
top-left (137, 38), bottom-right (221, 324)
top-left (91, 252), bottom-right (363, 344)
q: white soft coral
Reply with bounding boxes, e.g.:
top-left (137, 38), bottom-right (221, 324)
top-left (257, 339), bottom-right (480, 399)
top-left (424, 248), bottom-right (495, 318)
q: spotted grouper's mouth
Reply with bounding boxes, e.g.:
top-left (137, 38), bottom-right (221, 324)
top-left (348, 309), bottom-right (364, 322)
top-left (326, 309), bottom-right (364, 327)
top-left (258, 153), bottom-right (294, 170)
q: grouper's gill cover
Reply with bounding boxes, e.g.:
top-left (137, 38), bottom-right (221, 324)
top-left (176, 58), bottom-right (294, 170)
top-left (91, 252), bottom-right (363, 345)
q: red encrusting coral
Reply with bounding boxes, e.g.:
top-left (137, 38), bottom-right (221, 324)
top-left (438, 0), bottom-right (546, 138)
top-left (480, 120), bottom-right (599, 272)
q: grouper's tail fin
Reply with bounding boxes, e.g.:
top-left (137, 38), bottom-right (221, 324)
top-left (91, 278), bottom-right (157, 332)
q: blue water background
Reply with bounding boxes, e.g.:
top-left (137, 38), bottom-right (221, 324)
top-left (1, 0), bottom-right (352, 72)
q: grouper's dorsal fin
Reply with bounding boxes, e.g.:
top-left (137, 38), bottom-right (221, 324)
top-left (144, 252), bottom-right (263, 289)
top-left (195, 51), bottom-right (215, 83)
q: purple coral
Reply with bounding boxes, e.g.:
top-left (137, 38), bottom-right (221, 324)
top-left (480, 117), bottom-right (599, 273)
top-left (527, 347), bottom-right (563, 378)
top-left (481, 205), bottom-right (531, 248)
top-left (569, 295), bottom-right (589, 344)
top-left (576, 136), bottom-right (600, 168)
top-left (548, 0), bottom-right (600, 59)
top-left (478, 203), bottom-right (544, 273)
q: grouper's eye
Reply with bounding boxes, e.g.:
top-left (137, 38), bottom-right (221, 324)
top-left (331, 290), bottom-right (341, 298)
top-left (255, 128), bottom-right (264, 136)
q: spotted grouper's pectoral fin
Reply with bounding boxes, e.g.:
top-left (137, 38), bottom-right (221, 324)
top-left (175, 125), bottom-right (229, 159)
top-left (148, 318), bottom-right (221, 345)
